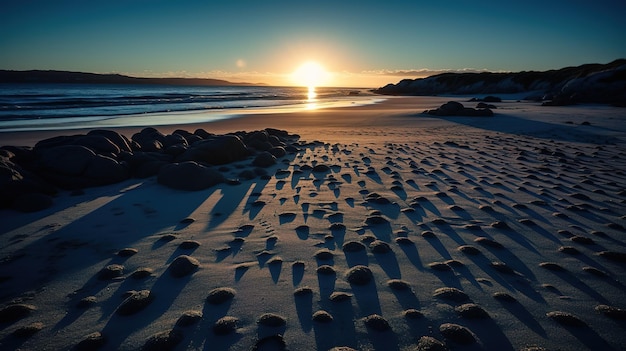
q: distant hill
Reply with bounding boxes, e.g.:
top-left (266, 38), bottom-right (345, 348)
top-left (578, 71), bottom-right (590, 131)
top-left (0, 70), bottom-right (262, 87)
top-left (373, 59), bottom-right (626, 106)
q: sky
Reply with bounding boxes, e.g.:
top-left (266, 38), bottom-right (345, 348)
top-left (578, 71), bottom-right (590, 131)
top-left (1, 0), bottom-right (625, 87)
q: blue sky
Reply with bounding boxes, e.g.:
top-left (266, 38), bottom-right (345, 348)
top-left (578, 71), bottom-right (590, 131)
top-left (1, 0), bottom-right (624, 87)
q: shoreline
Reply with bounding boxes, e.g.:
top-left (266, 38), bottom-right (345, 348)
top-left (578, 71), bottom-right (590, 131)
top-left (1, 95), bottom-right (625, 148)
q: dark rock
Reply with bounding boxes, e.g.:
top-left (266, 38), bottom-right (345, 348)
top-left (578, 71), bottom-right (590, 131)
top-left (83, 154), bottom-right (129, 184)
top-left (422, 101), bottom-right (494, 116)
top-left (168, 255), bottom-right (199, 277)
top-left (175, 310), bottom-right (203, 327)
top-left (88, 129), bottom-right (132, 152)
top-left (213, 316), bottom-right (239, 335)
top-left (98, 264), bottom-right (124, 280)
top-left (546, 311), bottom-right (587, 327)
top-left (416, 336), bottom-right (448, 351)
top-left (178, 135), bottom-right (249, 165)
top-left (75, 331), bottom-right (107, 350)
top-left (12, 321), bottom-right (44, 338)
top-left (476, 102), bottom-right (497, 109)
top-left (363, 314), bottom-right (390, 331)
top-left (433, 287), bottom-right (469, 302)
top-left (345, 265), bottom-right (373, 285)
top-left (439, 323), bottom-right (477, 344)
top-left (483, 95), bottom-right (502, 102)
top-left (74, 135), bottom-right (121, 155)
top-left (142, 329), bottom-right (183, 351)
top-left (252, 152), bottom-right (277, 167)
top-left (132, 127), bottom-right (166, 152)
top-left (312, 310), bottom-right (333, 323)
top-left (256, 313), bottom-right (287, 327)
top-left (206, 287), bottom-right (236, 304)
top-left (0, 304), bottom-right (36, 323)
top-left (157, 161), bottom-right (225, 190)
top-left (116, 290), bottom-right (154, 316)
top-left (39, 145), bottom-right (96, 176)
top-left (268, 146), bottom-right (286, 158)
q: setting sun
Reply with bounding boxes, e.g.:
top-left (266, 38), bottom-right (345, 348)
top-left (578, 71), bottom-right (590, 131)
top-left (290, 61), bottom-right (331, 88)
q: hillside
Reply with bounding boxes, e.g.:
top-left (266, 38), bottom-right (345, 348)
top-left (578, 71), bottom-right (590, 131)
top-left (374, 59), bottom-right (626, 106)
top-left (0, 70), bottom-right (259, 87)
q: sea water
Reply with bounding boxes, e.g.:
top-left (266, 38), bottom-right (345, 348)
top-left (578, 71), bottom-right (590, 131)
top-left (0, 84), bottom-right (377, 131)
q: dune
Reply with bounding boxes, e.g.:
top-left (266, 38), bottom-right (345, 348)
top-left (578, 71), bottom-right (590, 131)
top-left (1, 96), bottom-right (625, 350)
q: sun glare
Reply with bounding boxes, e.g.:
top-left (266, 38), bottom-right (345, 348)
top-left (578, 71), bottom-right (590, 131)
top-left (291, 61), bottom-right (330, 89)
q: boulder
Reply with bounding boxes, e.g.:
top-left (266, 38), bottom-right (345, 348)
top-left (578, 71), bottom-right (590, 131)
top-left (178, 135), bottom-right (249, 165)
top-left (268, 146), bottom-right (286, 158)
top-left (83, 155), bottom-right (129, 184)
top-left (74, 135), bottom-right (121, 155)
top-left (424, 101), bottom-right (493, 117)
top-left (157, 161), bottom-right (225, 190)
top-left (88, 129), bottom-right (133, 152)
top-left (132, 127), bottom-right (166, 152)
top-left (252, 152), bottom-right (277, 167)
top-left (39, 145), bottom-right (96, 176)
top-left (173, 129), bottom-right (202, 145)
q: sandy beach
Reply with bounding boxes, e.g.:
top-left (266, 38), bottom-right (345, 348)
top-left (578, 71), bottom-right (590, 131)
top-left (1, 96), bottom-right (625, 351)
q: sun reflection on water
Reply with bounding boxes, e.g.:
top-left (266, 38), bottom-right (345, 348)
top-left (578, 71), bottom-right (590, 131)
top-left (306, 86), bottom-right (317, 109)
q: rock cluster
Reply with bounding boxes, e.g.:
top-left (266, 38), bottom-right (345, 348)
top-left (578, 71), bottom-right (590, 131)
top-left (0, 127), bottom-right (299, 212)
top-left (423, 101), bottom-right (494, 117)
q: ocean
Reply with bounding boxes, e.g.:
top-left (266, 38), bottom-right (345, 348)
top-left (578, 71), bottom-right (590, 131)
top-left (0, 84), bottom-right (378, 131)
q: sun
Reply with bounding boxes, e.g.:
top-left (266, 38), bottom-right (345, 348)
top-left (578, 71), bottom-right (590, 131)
top-left (290, 61), bottom-right (330, 88)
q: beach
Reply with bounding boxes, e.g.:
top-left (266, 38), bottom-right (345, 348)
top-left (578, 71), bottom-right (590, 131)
top-left (1, 96), bottom-right (626, 350)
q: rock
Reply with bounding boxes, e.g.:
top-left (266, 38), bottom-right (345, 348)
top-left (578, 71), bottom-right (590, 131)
top-left (363, 314), bottom-right (391, 331)
top-left (116, 290), bottom-right (154, 316)
top-left (121, 151), bottom-right (170, 178)
top-left (268, 146), bottom-right (286, 158)
top-left (132, 127), bottom-right (166, 152)
top-left (0, 304), bottom-right (36, 323)
top-left (206, 287), bottom-right (236, 304)
top-left (175, 310), bottom-right (203, 327)
top-left (345, 265), bottom-right (373, 285)
top-left (39, 145), bottom-right (96, 176)
top-left (88, 129), bottom-right (133, 152)
top-left (213, 316), bottom-right (239, 335)
top-left (75, 331), bottom-right (107, 350)
top-left (83, 154), bottom-right (129, 184)
top-left (142, 329), bottom-right (183, 351)
top-left (252, 151), bottom-right (277, 167)
top-left (312, 310), bottom-right (334, 323)
top-left (178, 135), bottom-right (249, 165)
top-left (74, 134), bottom-right (121, 155)
top-left (157, 161), bottom-right (225, 190)
top-left (476, 102), bottom-right (497, 109)
top-left (433, 287), bottom-right (470, 302)
top-left (423, 101), bottom-right (493, 117)
top-left (168, 255), bottom-right (200, 277)
top-left (256, 313), bottom-right (287, 327)
top-left (416, 336), bottom-right (449, 351)
top-left (482, 95), bottom-right (502, 102)
top-left (439, 323), bottom-right (477, 344)
top-left (12, 321), bottom-right (44, 338)
top-left (438, 101), bottom-right (464, 115)
top-left (546, 311), bottom-right (587, 327)
top-left (98, 264), bottom-right (124, 280)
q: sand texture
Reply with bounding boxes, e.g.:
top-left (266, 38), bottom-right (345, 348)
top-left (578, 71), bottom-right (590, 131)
top-left (1, 97), bottom-right (625, 350)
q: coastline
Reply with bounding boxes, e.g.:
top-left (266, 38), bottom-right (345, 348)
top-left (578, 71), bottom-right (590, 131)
top-left (1, 96), bottom-right (625, 350)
